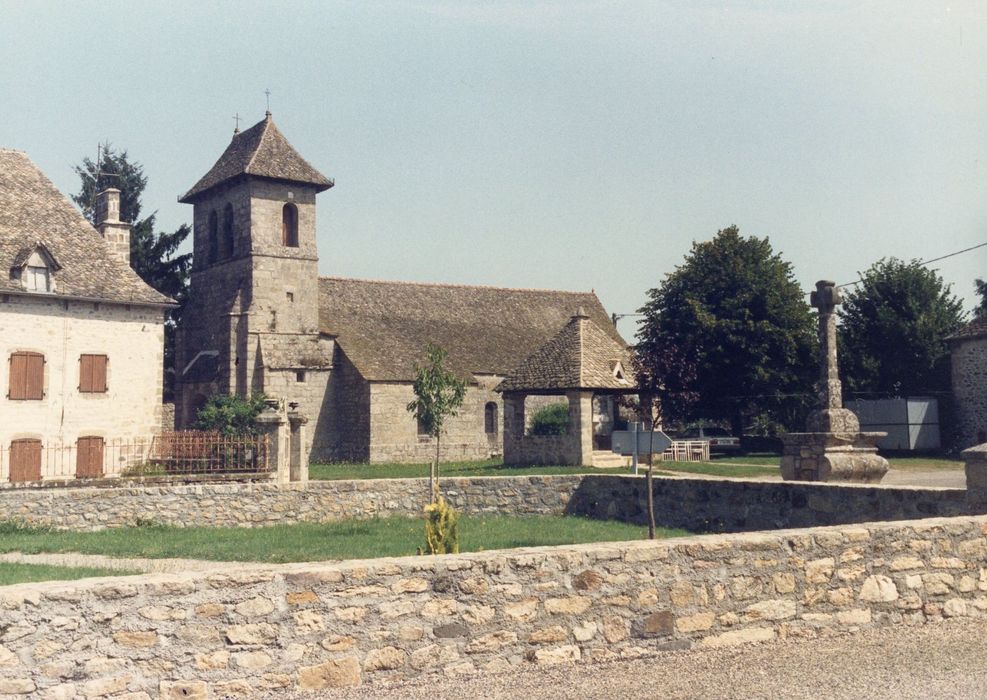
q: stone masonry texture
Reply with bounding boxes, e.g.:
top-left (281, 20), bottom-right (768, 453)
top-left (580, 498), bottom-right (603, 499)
top-left (4, 515), bottom-right (987, 696)
top-left (0, 474), bottom-right (972, 532)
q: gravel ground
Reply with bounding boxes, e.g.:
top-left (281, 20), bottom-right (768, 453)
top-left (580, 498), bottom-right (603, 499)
top-left (312, 620), bottom-right (987, 700)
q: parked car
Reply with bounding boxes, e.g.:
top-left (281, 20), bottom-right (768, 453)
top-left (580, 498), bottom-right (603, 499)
top-left (679, 427), bottom-right (741, 453)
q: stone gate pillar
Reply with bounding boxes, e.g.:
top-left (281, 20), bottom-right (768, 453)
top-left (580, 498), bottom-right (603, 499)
top-left (255, 400), bottom-right (290, 484)
top-left (288, 411), bottom-right (309, 484)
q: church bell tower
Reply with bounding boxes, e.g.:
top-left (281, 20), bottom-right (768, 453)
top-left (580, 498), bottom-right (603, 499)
top-left (174, 113), bottom-right (334, 442)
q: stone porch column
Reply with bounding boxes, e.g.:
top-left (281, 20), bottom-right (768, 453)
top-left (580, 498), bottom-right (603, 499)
top-left (502, 392), bottom-right (526, 466)
top-left (567, 390), bottom-right (594, 467)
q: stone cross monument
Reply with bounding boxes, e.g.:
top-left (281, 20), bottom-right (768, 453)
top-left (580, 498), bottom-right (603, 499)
top-left (780, 280), bottom-right (888, 482)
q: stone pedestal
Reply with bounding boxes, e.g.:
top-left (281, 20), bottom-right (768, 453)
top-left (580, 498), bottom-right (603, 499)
top-left (780, 281), bottom-right (889, 483)
top-left (963, 443), bottom-right (987, 510)
top-left (781, 430), bottom-right (889, 483)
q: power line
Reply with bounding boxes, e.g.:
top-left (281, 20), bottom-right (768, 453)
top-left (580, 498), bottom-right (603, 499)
top-left (831, 240), bottom-right (987, 292)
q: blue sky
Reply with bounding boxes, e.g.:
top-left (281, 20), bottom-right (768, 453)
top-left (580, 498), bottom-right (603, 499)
top-left (1, 1), bottom-right (984, 338)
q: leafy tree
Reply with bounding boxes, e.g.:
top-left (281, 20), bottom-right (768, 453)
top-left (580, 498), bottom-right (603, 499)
top-left (636, 226), bottom-right (816, 435)
top-left (528, 403), bottom-right (569, 436)
top-left (73, 145), bottom-right (192, 399)
top-left (839, 258), bottom-right (966, 397)
top-left (194, 393), bottom-right (267, 436)
top-left (975, 278), bottom-right (987, 317)
top-left (406, 344), bottom-right (468, 501)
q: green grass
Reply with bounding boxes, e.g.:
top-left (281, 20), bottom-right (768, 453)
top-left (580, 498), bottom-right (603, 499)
top-left (309, 459), bottom-right (620, 481)
top-left (712, 453), bottom-right (782, 466)
top-left (656, 462), bottom-right (779, 478)
top-left (312, 458), bottom-right (779, 481)
top-left (883, 456), bottom-right (964, 471)
top-left (0, 562), bottom-right (140, 585)
top-left (0, 516), bottom-right (686, 564)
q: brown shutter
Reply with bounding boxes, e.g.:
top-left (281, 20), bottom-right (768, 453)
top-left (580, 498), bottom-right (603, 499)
top-left (76, 436), bottom-right (104, 478)
top-left (9, 353), bottom-right (25, 399)
top-left (95, 355), bottom-right (107, 392)
top-left (10, 439), bottom-right (42, 482)
top-left (79, 355), bottom-right (108, 393)
top-left (9, 352), bottom-right (43, 400)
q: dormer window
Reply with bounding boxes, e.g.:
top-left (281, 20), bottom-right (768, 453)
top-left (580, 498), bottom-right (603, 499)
top-left (25, 264), bottom-right (50, 292)
top-left (12, 246), bottom-right (59, 294)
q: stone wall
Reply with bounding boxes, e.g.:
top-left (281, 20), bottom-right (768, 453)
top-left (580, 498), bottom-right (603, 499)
top-left (0, 474), bottom-right (970, 532)
top-left (5, 515), bottom-right (987, 696)
top-left (0, 295), bottom-right (165, 481)
top-left (951, 335), bottom-right (987, 450)
top-left (366, 379), bottom-right (503, 464)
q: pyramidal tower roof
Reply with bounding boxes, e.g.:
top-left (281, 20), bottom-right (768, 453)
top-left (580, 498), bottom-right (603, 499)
top-left (180, 114), bottom-right (333, 203)
top-left (497, 308), bottom-right (635, 393)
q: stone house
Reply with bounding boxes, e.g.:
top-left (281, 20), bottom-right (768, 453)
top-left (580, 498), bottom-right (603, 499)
top-left (174, 114), bottom-right (627, 464)
top-left (950, 314), bottom-right (987, 449)
top-left (0, 149), bottom-right (173, 482)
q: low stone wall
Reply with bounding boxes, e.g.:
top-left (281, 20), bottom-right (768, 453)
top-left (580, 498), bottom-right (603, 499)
top-left (3, 516), bottom-right (987, 696)
top-left (0, 474), bottom-right (971, 532)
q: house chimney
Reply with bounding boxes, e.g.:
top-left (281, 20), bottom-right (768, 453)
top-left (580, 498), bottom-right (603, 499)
top-left (95, 188), bottom-right (131, 267)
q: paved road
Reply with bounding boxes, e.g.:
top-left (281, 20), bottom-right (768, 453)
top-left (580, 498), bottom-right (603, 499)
top-left (323, 620), bottom-right (987, 700)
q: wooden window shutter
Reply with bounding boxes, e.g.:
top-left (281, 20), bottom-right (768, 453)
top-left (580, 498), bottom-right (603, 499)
top-left (9, 439), bottom-right (42, 482)
top-left (9, 352), bottom-right (43, 400)
top-left (80, 355), bottom-right (108, 393)
top-left (76, 436), bottom-right (104, 478)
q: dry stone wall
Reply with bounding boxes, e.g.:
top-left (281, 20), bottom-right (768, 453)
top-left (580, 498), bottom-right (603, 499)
top-left (4, 516), bottom-right (987, 696)
top-left (0, 474), bottom-right (971, 532)
top-left (952, 336), bottom-right (987, 449)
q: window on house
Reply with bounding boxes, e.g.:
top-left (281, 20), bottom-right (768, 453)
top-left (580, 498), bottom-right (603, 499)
top-left (208, 210), bottom-right (219, 263)
top-left (8, 351), bottom-right (44, 400)
top-left (296, 370), bottom-right (306, 383)
top-left (417, 411), bottom-right (429, 436)
top-left (79, 354), bottom-right (108, 393)
top-left (9, 438), bottom-right (42, 482)
top-left (484, 401), bottom-right (498, 435)
top-left (282, 203), bottom-right (299, 247)
top-left (76, 436), bottom-right (105, 479)
top-left (25, 265), bottom-right (50, 292)
top-left (222, 203), bottom-right (235, 258)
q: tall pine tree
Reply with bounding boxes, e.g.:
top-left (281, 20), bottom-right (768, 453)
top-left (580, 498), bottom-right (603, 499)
top-left (73, 145), bottom-right (192, 399)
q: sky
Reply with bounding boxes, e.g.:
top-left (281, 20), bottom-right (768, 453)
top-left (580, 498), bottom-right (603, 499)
top-left (1, 0), bottom-right (985, 339)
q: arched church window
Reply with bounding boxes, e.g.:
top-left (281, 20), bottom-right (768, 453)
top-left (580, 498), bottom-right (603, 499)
top-left (282, 203), bottom-right (299, 247)
top-left (207, 210), bottom-right (219, 263)
top-left (484, 402), bottom-right (498, 435)
top-left (222, 204), bottom-right (235, 258)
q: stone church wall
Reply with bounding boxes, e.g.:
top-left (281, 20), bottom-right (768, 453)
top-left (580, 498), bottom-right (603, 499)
top-left (316, 351), bottom-right (370, 463)
top-left (367, 380), bottom-right (502, 464)
top-left (952, 336), bottom-right (987, 450)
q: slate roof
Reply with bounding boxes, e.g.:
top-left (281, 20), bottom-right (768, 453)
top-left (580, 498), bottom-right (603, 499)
top-left (948, 315), bottom-right (987, 342)
top-left (318, 277), bottom-right (626, 382)
top-left (0, 149), bottom-right (173, 306)
top-left (180, 114), bottom-right (333, 203)
top-left (497, 310), bottom-right (636, 392)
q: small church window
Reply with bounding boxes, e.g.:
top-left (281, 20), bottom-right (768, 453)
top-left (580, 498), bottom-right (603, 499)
top-left (282, 203), bottom-right (299, 247)
top-left (484, 402), bottom-right (498, 435)
top-left (207, 210), bottom-right (219, 263)
top-left (296, 370), bottom-right (306, 383)
top-left (416, 411), bottom-right (429, 436)
top-left (222, 204), bottom-right (235, 258)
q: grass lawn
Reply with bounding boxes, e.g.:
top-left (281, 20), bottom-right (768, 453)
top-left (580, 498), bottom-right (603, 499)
top-left (0, 562), bottom-right (140, 585)
top-left (882, 456), bottom-right (964, 471)
top-left (311, 458), bottom-right (778, 481)
top-left (0, 516), bottom-right (686, 564)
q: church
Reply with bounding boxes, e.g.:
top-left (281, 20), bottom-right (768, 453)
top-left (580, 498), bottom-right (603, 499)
top-left (174, 114), bottom-right (630, 465)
